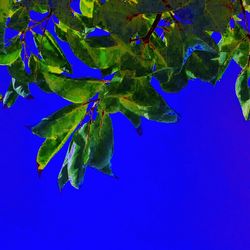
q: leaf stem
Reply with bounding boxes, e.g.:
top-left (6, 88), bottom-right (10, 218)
top-left (82, 98), bottom-right (100, 107)
top-left (130, 13), bottom-right (162, 44)
top-left (143, 13), bottom-right (162, 43)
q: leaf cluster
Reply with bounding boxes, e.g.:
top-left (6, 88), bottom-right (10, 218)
top-left (0, 0), bottom-right (249, 189)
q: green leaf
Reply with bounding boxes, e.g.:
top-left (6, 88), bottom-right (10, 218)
top-left (33, 103), bottom-right (87, 170)
top-left (36, 131), bottom-right (73, 172)
top-left (65, 28), bottom-right (125, 70)
top-left (184, 0), bottom-right (235, 35)
top-left (8, 57), bottom-right (33, 82)
top-left (154, 68), bottom-right (189, 93)
top-left (99, 90), bottom-right (141, 128)
top-left (107, 75), bottom-right (178, 123)
top-left (32, 104), bottom-right (87, 138)
top-left (119, 105), bottom-right (141, 128)
top-left (87, 114), bottom-right (114, 172)
top-left (158, 26), bottom-right (219, 83)
top-left (58, 124), bottom-right (89, 189)
top-left (3, 79), bottom-right (18, 108)
top-left (98, 96), bottom-right (121, 114)
top-left (40, 63), bottom-right (105, 103)
top-left (0, 0), bottom-right (12, 24)
top-left (216, 24), bottom-right (249, 82)
top-left (137, 0), bottom-right (191, 13)
top-left (0, 37), bottom-right (21, 66)
top-left (12, 78), bottom-right (30, 98)
top-left (236, 68), bottom-right (250, 120)
top-left (53, 0), bottom-right (84, 30)
top-left (80, 0), bottom-right (95, 18)
top-left (185, 51), bottom-right (219, 82)
top-left (7, 6), bottom-right (29, 31)
top-left (93, 0), bottom-right (149, 42)
top-left (58, 162), bottom-right (69, 190)
top-left (34, 31), bottom-right (72, 73)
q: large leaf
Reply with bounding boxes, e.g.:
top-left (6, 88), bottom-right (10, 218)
top-left (33, 103), bottom-right (87, 170)
top-left (88, 114), bottom-right (114, 173)
top-left (33, 104), bottom-right (87, 138)
top-left (58, 124), bottom-right (89, 189)
top-left (107, 75), bottom-right (178, 123)
top-left (40, 63), bottom-right (105, 103)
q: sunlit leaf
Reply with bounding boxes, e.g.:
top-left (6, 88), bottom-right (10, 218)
top-left (33, 103), bottom-right (87, 170)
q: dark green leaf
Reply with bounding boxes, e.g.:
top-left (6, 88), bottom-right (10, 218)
top-left (88, 114), bottom-right (114, 172)
top-left (107, 75), bottom-right (178, 123)
top-left (3, 79), bottom-right (18, 108)
top-left (58, 124), bottom-right (89, 189)
top-left (7, 6), bottom-right (29, 31)
top-left (34, 31), bottom-right (72, 73)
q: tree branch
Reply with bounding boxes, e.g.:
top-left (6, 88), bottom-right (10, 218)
top-left (130, 13), bottom-right (162, 44)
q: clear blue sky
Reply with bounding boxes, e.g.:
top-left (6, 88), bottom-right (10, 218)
top-left (1, 7), bottom-right (250, 250)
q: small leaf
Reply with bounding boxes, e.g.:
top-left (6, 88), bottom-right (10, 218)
top-left (80, 0), bottom-right (95, 18)
top-left (3, 79), bottom-right (18, 108)
top-left (12, 78), bottom-right (30, 98)
top-left (58, 162), bottom-right (69, 190)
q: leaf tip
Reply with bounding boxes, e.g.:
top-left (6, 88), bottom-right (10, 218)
top-left (37, 163), bottom-right (43, 177)
top-left (136, 125), bottom-right (143, 136)
top-left (24, 124), bottom-right (33, 131)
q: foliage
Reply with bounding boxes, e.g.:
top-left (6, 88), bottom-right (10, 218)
top-left (0, 0), bottom-right (249, 189)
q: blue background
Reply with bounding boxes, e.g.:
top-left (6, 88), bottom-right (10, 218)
top-left (1, 9), bottom-right (250, 250)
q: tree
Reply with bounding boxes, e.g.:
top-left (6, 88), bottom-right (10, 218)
top-left (0, 0), bottom-right (249, 189)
